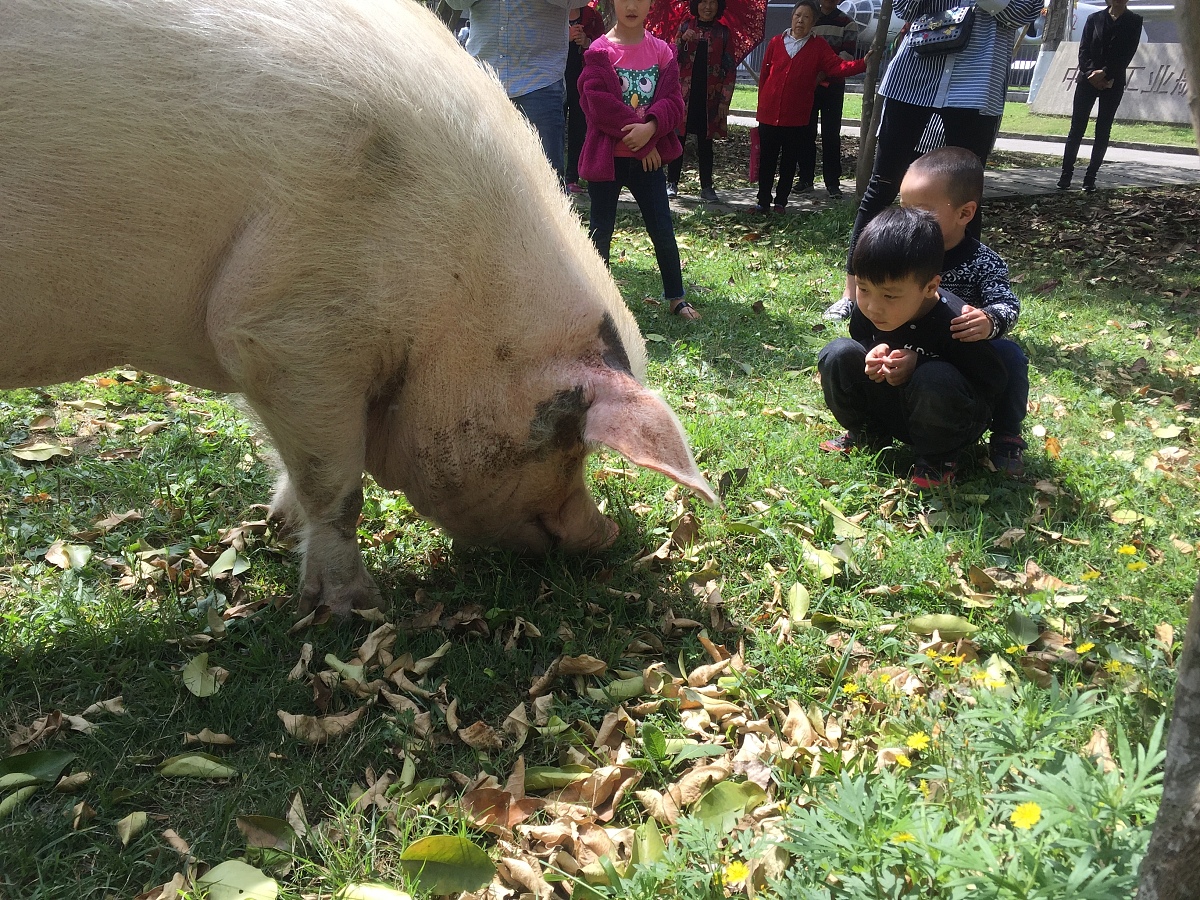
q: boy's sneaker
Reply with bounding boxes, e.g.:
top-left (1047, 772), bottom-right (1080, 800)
top-left (912, 457), bottom-right (958, 490)
top-left (822, 297), bottom-right (854, 321)
top-left (989, 434), bottom-right (1026, 477)
top-left (819, 431), bottom-right (860, 453)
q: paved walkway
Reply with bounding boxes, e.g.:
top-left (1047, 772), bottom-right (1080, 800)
top-left (586, 116), bottom-right (1200, 215)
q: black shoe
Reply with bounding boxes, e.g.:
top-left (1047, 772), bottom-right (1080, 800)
top-left (699, 188), bottom-right (719, 203)
top-left (1082, 181), bottom-right (1097, 193)
top-left (827, 185), bottom-right (843, 198)
top-left (665, 182), bottom-right (678, 199)
top-left (1056, 175), bottom-right (1071, 190)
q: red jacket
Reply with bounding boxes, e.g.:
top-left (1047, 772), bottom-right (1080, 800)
top-left (577, 36), bottom-right (685, 183)
top-left (756, 33), bottom-right (866, 127)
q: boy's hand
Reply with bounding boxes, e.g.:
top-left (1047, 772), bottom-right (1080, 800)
top-left (865, 343), bottom-right (890, 382)
top-left (950, 305), bottom-right (994, 342)
top-left (642, 146), bottom-right (662, 171)
top-left (881, 348), bottom-right (916, 385)
top-left (622, 119), bottom-right (658, 152)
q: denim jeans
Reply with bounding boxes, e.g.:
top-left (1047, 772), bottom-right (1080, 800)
top-left (513, 79), bottom-right (566, 179)
top-left (588, 157), bottom-right (685, 301)
top-left (990, 338), bottom-right (1028, 437)
top-left (818, 338), bottom-right (992, 460)
top-left (846, 98), bottom-right (999, 271)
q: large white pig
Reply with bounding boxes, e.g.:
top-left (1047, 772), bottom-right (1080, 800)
top-left (0, 0), bottom-right (716, 615)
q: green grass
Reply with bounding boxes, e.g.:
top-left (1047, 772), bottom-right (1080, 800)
top-left (729, 86), bottom-right (1198, 148)
top-left (2, 185), bottom-right (1199, 898)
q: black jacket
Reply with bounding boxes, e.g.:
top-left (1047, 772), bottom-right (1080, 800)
top-left (1078, 8), bottom-right (1142, 87)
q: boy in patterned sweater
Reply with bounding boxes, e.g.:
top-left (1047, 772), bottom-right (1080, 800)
top-left (825, 147), bottom-right (1029, 474)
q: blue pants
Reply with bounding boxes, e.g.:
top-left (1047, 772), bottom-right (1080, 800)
top-left (818, 338), bottom-right (992, 460)
top-left (513, 80), bottom-right (566, 179)
top-left (587, 157), bottom-right (685, 302)
top-left (991, 338), bottom-right (1028, 437)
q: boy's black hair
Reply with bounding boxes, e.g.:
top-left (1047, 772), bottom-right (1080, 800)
top-left (851, 207), bottom-right (944, 286)
top-left (689, 0), bottom-right (727, 21)
top-left (907, 146), bottom-right (985, 207)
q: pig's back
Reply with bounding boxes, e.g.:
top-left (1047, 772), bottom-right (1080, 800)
top-left (0, 0), bottom-right (592, 389)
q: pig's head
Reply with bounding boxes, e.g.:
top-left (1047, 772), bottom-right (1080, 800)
top-left (364, 311), bottom-right (716, 554)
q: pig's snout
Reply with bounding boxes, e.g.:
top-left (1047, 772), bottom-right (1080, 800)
top-left (537, 486), bottom-right (618, 553)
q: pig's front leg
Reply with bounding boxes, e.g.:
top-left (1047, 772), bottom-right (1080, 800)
top-left (270, 468), bottom-right (381, 615)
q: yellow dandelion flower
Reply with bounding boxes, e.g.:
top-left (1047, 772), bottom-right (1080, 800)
top-left (1005, 645), bottom-right (1024, 654)
top-left (984, 676), bottom-right (1007, 689)
top-left (1076, 642), bottom-right (1095, 654)
top-left (1081, 570), bottom-right (1101, 581)
top-left (843, 683), bottom-right (860, 695)
top-left (906, 732), bottom-right (931, 751)
top-left (880, 673), bottom-right (892, 683)
top-left (723, 861), bottom-right (749, 884)
top-left (1117, 545), bottom-right (1138, 556)
top-left (918, 779), bottom-right (930, 796)
top-left (970, 670), bottom-right (988, 682)
top-left (895, 753), bottom-right (912, 768)
top-left (1104, 660), bottom-right (1126, 674)
top-left (891, 832), bottom-right (916, 844)
top-left (1010, 802), bottom-right (1042, 830)
top-left (939, 654), bottom-right (966, 667)
top-left (1127, 560), bottom-right (1148, 572)
top-left (924, 648), bottom-right (939, 658)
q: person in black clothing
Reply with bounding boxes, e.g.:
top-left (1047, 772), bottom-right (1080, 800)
top-left (1058, 0), bottom-right (1142, 192)
top-left (564, 3), bottom-right (606, 193)
top-left (809, 0), bottom-right (859, 197)
top-left (817, 207), bottom-right (1007, 489)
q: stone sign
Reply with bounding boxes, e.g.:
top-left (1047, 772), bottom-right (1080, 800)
top-left (1029, 42), bottom-right (1192, 125)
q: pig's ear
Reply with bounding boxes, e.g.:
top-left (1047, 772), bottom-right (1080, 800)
top-left (584, 376), bottom-right (719, 505)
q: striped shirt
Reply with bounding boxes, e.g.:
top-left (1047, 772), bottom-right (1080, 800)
top-left (445, 0), bottom-right (575, 98)
top-left (812, 9), bottom-right (859, 59)
top-left (879, 0), bottom-right (1042, 117)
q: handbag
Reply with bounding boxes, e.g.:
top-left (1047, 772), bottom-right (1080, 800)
top-left (908, 2), bottom-right (975, 56)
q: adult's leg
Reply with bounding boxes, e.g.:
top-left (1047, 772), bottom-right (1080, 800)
top-left (1084, 85), bottom-right (1124, 186)
top-left (989, 338), bottom-right (1029, 437)
top-left (904, 361), bottom-right (991, 459)
top-left (698, 135), bottom-right (715, 191)
top-left (512, 80), bottom-right (566, 179)
top-left (757, 124), bottom-right (784, 208)
top-left (587, 173), bottom-right (624, 265)
top-left (775, 125), bottom-right (806, 206)
top-left (795, 118), bottom-right (819, 193)
top-left (667, 134), bottom-right (687, 186)
top-left (818, 81), bottom-right (846, 191)
top-left (565, 75), bottom-right (587, 184)
top-left (845, 99), bottom-right (936, 271)
top-left (939, 106), bottom-right (1001, 240)
top-left (626, 161), bottom-right (686, 301)
top-left (1061, 80), bottom-right (1099, 184)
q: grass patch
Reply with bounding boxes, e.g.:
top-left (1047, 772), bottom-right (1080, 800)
top-left (2, 186), bottom-right (1198, 898)
top-left (729, 86), bottom-right (1197, 148)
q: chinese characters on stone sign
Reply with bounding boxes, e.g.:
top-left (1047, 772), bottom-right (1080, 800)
top-left (1063, 64), bottom-right (1189, 97)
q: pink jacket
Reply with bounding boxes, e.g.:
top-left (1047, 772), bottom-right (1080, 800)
top-left (577, 37), bottom-right (685, 183)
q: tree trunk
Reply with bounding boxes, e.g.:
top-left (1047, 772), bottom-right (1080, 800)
top-left (1041, 0), bottom-right (1071, 52)
top-left (855, 0), bottom-right (894, 199)
top-left (1138, 8), bottom-right (1200, 894)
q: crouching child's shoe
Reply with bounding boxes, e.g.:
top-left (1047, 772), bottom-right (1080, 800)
top-left (989, 433), bottom-right (1027, 477)
top-left (912, 456), bottom-right (958, 491)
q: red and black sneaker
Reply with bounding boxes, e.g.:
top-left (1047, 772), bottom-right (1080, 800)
top-left (912, 457), bottom-right (958, 490)
top-left (820, 431), bottom-right (860, 453)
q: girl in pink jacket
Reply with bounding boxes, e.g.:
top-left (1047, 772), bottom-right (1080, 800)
top-left (578, 0), bottom-right (697, 319)
top-left (754, 0), bottom-right (868, 212)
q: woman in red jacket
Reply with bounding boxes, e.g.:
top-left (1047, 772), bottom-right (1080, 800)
top-left (754, 0), bottom-right (869, 213)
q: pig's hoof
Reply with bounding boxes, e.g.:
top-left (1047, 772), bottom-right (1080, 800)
top-left (298, 570), bottom-right (384, 618)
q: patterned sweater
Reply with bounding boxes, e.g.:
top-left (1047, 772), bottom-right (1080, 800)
top-left (938, 237), bottom-right (1021, 339)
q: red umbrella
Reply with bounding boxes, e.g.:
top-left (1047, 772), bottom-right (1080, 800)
top-left (645, 0), bottom-right (768, 68)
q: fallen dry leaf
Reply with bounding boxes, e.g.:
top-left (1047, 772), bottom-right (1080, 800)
top-left (277, 707), bottom-right (366, 744)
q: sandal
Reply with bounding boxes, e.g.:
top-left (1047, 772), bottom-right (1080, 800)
top-left (670, 299), bottom-right (701, 321)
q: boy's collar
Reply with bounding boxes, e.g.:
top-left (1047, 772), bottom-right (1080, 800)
top-left (943, 235), bottom-right (980, 268)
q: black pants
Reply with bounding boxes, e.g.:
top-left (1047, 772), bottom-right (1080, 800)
top-left (846, 98), bottom-right (999, 272)
top-left (810, 81), bottom-right (846, 191)
top-left (667, 133), bottom-right (715, 190)
top-left (819, 339), bottom-right (993, 460)
top-left (757, 122), bottom-right (817, 208)
top-left (564, 60), bottom-right (586, 184)
top-left (1061, 78), bottom-right (1126, 186)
